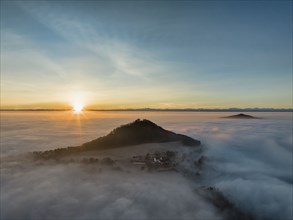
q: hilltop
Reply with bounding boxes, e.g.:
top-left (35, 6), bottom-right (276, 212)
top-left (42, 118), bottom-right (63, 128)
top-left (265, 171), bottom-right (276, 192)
top-left (34, 119), bottom-right (200, 159)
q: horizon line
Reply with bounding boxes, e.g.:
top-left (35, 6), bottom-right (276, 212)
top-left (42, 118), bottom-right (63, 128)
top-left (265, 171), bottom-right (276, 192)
top-left (0, 108), bottom-right (292, 112)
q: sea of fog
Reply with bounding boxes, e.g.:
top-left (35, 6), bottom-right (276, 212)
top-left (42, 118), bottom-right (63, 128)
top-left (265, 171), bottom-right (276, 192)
top-left (1, 111), bottom-right (292, 220)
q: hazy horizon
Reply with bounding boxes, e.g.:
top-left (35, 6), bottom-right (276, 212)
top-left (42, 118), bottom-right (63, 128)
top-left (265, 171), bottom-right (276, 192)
top-left (0, 107), bottom-right (292, 112)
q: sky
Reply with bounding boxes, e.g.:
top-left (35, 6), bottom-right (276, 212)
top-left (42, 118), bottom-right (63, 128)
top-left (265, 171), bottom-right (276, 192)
top-left (0, 0), bottom-right (292, 109)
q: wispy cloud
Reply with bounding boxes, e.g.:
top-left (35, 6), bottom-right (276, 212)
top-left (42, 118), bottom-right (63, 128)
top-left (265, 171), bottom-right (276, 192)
top-left (18, 1), bottom-right (166, 81)
top-left (2, 1), bottom-right (291, 108)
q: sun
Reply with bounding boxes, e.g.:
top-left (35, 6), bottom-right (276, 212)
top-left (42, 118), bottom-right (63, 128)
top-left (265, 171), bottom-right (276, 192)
top-left (72, 101), bottom-right (84, 114)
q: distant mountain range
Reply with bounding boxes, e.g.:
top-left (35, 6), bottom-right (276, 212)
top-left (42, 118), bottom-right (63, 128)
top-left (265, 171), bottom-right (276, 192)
top-left (1, 108), bottom-right (292, 112)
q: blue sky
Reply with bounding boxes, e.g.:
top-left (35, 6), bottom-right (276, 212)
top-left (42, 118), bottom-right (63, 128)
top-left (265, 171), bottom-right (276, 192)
top-left (1, 1), bottom-right (292, 109)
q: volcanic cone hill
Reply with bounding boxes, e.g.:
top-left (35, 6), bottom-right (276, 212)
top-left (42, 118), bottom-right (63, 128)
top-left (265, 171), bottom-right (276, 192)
top-left (34, 119), bottom-right (201, 159)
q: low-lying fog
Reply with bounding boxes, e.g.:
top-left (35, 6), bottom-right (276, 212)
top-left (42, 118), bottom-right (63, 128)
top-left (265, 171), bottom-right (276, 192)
top-left (1, 111), bottom-right (292, 220)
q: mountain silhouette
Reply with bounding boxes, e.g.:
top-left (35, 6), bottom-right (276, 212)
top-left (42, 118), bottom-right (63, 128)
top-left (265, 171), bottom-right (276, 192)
top-left (83, 119), bottom-right (200, 150)
top-left (34, 119), bottom-right (200, 159)
top-left (223, 113), bottom-right (258, 119)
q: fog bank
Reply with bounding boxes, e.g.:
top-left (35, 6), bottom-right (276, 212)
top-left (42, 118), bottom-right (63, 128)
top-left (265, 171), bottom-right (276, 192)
top-left (1, 112), bottom-right (292, 219)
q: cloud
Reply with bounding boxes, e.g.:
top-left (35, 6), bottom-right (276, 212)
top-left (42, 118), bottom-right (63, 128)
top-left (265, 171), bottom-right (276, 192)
top-left (1, 158), bottom-right (221, 220)
top-left (16, 1), bottom-right (166, 82)
top-left (194, 115), bottom-right (293, 220)
top-left (1, 112), bottom-right (292, 220)
top-left (2, 3), bottom-right (196, 108)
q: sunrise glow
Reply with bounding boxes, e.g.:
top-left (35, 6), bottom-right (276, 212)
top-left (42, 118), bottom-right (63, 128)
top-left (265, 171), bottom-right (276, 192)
top-left (72, 101), bottom-right (84, 114)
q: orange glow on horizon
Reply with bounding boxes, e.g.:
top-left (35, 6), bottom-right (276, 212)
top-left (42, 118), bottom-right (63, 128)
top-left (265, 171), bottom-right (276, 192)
top-left (72, 101), bottom-right (84, 114)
